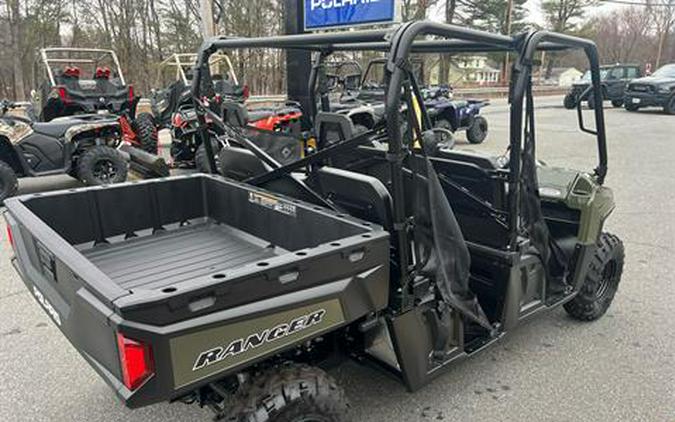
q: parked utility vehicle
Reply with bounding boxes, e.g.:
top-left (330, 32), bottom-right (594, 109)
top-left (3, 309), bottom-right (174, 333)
top-left (5, 22), bottom-right (624, 422)
top-left (30, 48), bottom-right (138, 121)
top-left (0, 100), bottom-right (128, 202)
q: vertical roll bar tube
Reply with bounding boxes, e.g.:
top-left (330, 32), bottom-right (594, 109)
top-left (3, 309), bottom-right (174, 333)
top-left (384, 22), bottom-right (514, 309)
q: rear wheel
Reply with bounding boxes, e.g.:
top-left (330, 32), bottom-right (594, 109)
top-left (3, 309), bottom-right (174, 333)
top-left (132, 112), bottom-right (158, 153)
top-left (431, 118), bottom-right (455, 148)
top-left (0, 160), bottom-right (18, 204)
top-left (466, 116), bottom-right (488, 144)
top-left (223, 364), bottom-right (350, 422)
top-left (664, 95), bottom-right (675, 115)
top-left (77, 146), bottom-right (128, 185)
top-left (563, 93), bottom-right (577, 109)
top-left (564, 233), bottom-right (624, 321)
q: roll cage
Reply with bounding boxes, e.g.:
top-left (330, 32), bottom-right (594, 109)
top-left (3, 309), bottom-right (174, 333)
top-left (190, 21), bottom-right (609, 311)
top-left (156, 52), bottom-right (238, 87)
top-left (35, 47), bottom-right (126, 87)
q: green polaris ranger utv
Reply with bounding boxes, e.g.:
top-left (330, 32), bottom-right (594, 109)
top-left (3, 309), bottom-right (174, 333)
top-left (4, 22), bottom-right (623, 422)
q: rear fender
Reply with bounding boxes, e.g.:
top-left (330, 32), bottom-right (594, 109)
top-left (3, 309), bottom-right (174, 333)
top-left (0, 135), bottom-right (28, 175)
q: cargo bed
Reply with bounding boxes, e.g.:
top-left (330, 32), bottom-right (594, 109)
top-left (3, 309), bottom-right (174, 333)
top-left (4, 174), bottom-right (390, 407)
top-left (81, 221), bottom-right (285, 291)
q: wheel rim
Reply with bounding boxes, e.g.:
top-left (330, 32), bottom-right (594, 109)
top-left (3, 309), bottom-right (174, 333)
top-left (92, 159), bottom-right (117, 184)
top-left (594, 260), bottom-right (618, 300)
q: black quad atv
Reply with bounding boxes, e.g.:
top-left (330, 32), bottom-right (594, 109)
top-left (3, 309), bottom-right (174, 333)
top-left (6, 23), bottom-right (624, 422)
top-left (30, 48), bottom-right (139, 122)
top-left (563, 63), bottom-right (641, 109)
top-left (0, 100), bottom-right (128, 202)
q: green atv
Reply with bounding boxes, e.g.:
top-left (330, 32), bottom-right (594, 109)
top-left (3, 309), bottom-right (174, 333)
top-left (5, 22), bottom-right (623, 422)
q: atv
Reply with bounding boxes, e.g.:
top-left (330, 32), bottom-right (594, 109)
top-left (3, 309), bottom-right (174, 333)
top-left (6, 22), bottom-right (624, 422)
top-left (0, 100), bottom-right (128, 202)
top-left (135, 53), bottom-right (303, 171)
top-left (30, 48), bottom-right (139, 122)
top-left (312, 56), bottom-right (488, 148)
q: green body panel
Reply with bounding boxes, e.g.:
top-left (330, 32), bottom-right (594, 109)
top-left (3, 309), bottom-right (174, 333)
top-left (538, 166), bottom-right (615, 244)
top-left (169, 299), bottom-right (345, 389)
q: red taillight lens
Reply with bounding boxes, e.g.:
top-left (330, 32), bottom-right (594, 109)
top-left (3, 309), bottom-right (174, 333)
top-left (171, 113), bottom-right (185, 128)
top-left (242, 84), bottom-right (250, 100)
top-left (53, 85), bottom-right (71, 105)
top-left (6, 224), bottom-right (14, 249)
top-left (117, 333), bottom-right (154, 391)
top-left (128, 84), bottom-right (135, 101)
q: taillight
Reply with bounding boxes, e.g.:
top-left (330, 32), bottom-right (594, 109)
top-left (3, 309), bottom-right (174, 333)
top-left (6, 224), bottom-right (14, 250)
top-left (128, 84), bottom-right (135, 101)
top-left (53, 85), bottom-right (71, 105)
top-left (116, 332), bottom-right (154, 391)
top-left (171, 113), bottom-right (185, 128)
top-left (242, 84), bottom-right (250, 100)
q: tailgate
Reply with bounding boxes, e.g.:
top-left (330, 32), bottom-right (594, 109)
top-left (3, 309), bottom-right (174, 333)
top-left (4, 202), bottom-right (129, 398)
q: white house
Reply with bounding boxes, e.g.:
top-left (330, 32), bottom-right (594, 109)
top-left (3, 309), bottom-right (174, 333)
top-left (455, 55), bottom-right (501, 85)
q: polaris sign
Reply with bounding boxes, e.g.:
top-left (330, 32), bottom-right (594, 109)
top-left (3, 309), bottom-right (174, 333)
top-left (304, 0), bottom-right (397, 31)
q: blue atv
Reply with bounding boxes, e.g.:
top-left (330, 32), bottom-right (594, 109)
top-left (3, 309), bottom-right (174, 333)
top-left (423, 86), bottom-right (489, 146)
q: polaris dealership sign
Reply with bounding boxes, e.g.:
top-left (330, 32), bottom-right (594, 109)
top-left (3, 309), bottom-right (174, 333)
top-left (304, 0), bottom-right (397, 31)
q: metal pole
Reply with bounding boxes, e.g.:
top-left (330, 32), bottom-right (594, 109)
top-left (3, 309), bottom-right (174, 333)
top-left (200, 0), bottom-right (216, 39)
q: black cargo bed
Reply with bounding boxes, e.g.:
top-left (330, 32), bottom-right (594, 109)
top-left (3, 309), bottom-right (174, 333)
top-left (6, 174), bottom-right (389, 311)
top-left (4, 173), bottom-right (391, 406)
top-left (81, 221), bottom-right (285, 291)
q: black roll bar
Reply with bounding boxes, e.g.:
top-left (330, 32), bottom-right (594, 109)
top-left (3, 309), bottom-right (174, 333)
top-left (189, 21), bottom-right (609, 308)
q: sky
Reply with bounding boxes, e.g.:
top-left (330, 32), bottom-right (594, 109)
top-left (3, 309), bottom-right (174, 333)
top-left (427, 0), bottom-right (627, 27)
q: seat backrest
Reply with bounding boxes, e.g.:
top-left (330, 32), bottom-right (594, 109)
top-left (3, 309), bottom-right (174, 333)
top-left (314, 112), bottom-right (354, 149)
top-left (311, 166), bottom-right (393, 231)
top-left (435, 149), bottom-right (499, 170)
top-left (218, 146), bottom-right (271, 180)
top-left (222, 102), bottom-right (249, 127)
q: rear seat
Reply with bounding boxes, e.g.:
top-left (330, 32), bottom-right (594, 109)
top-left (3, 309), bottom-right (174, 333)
top-left (310, 166), bottom-right (393, 231)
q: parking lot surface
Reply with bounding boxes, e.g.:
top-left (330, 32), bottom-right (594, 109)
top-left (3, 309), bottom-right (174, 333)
top-left (0, 96), bottom-right (673, 421)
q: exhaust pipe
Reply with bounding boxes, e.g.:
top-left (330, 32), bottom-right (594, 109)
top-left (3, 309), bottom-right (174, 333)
top-left (119, 144), bottom-right (170, 178)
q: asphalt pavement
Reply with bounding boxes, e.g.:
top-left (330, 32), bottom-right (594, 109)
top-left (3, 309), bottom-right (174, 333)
top-left (0, 96), bottom-right (673, 421)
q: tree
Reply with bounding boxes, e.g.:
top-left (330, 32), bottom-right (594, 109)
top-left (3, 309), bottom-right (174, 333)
top-left (6, 0), bottom-right (25, 100)
top-left (541, 0), bottom-right (596, 77)
top-left (438, 0), bottom-right (457, 85)
top-left (648, 0), bottom-right (675, 68)
top-left (542, 0), bottom-right (596, 33)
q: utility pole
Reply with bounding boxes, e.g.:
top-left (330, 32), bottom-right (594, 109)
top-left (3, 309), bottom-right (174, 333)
top-left (200, 0), bottom-right (216, 39)
top-left (502, 0), bottom-right (514, 85)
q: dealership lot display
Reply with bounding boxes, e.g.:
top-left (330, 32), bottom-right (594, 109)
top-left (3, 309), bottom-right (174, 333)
top-left (4, 21), bottom-right (628, 422)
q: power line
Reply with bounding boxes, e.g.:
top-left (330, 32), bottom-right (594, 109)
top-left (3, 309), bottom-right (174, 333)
top-left (599, 0), bottom-right (675, 7)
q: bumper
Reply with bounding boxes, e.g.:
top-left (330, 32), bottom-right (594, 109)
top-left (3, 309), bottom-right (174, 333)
top-left (624, 92), bottom-right (670, 108)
